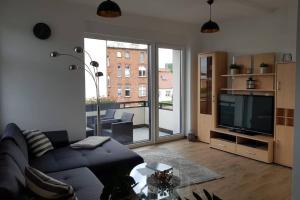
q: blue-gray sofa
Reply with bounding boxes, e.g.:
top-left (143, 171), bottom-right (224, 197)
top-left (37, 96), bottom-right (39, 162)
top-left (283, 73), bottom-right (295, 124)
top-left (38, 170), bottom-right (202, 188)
top-left (0, 123), bottom-right (144, 200)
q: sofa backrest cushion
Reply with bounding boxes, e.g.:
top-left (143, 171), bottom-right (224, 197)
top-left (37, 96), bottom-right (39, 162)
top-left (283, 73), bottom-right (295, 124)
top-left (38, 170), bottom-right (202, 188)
top-left (1, 123), bottom-right (28, 160)
top-left (0, 154), bottom-right (26, 200)
top-left (0, 139), bottom-right (29, 172)
top-left (121, 112), bottom-right (134, 122)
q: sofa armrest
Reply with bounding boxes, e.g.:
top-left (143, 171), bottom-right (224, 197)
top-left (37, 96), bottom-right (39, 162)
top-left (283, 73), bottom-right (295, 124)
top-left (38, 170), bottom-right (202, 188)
top-left (43, 130), bottom-right (70, 148)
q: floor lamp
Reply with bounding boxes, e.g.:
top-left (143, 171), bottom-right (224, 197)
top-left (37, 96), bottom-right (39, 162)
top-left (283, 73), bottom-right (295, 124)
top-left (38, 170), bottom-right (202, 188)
top-left (50, 47), bottom-right (103, 136)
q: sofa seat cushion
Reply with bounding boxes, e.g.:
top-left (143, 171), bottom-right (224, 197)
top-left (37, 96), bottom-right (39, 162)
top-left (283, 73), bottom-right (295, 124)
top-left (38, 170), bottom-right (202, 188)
top-left (47, 167), bottom-right (103, 200)
top-left (30, 139), bottom-right (144, 185)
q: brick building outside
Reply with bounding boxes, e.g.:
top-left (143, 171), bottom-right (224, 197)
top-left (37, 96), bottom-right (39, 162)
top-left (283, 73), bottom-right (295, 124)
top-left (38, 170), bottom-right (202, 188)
top-left (106, 43), bottom-right (173, 104)
top-left (106, 45), bottom-right (148, 103)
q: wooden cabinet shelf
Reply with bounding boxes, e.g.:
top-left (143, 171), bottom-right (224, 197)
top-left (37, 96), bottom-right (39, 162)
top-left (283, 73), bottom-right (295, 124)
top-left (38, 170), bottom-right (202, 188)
top-left (221, 88), bottom-right (275, 93)
top-left (221, 73), bottom-right (275, 77)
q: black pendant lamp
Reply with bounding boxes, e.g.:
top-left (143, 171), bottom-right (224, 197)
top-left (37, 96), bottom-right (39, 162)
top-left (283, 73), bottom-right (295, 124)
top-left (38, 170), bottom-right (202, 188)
top-left (97, 0), bottom-right (122, 18)
top-left (201, 0), bottom-right (220, 33)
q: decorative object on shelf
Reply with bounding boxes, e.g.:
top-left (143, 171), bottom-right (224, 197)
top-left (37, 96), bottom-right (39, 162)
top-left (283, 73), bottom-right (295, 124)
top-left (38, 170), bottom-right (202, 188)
top-left (33, 23), bottom-right (51, 40)
top-left (260, 63), bottom-right (269, 74)
top-left (229, 64), bottom-right (241, 75)
top-left (282, 53), bottom-right (293, 63)
top-left (247, 77), bottom-right (256, 89)
top-left (201, 0), bottom-right (220, 33)
top-left (187, 132), bottom-right (197, 142)
top-left (97, 0), bottom-right (122, 18)
top-left (50, 47), bottom-right (103, 136)
top-left (179, 189), bottom-right (222, 200)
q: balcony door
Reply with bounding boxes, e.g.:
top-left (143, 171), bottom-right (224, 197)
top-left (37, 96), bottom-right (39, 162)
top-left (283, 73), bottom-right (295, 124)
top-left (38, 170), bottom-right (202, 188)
top-left (84, 38), bottom-right (151, 145)
top-left (156, 46), bottom-right (184, 141)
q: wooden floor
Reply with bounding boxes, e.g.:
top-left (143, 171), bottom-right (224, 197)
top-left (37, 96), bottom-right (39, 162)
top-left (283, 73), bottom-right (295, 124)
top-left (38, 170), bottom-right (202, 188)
top-left (134, 139), bottom-right (292, 200)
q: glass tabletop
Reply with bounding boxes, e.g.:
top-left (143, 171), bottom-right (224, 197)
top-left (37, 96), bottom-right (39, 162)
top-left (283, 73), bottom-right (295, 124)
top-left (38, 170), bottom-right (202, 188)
top-left (130, 163), bottom-right (181, 200)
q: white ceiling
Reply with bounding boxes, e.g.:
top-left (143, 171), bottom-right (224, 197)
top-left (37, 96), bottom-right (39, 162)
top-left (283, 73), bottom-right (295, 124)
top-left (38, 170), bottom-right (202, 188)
top-left (66, 0), bottom-right (289, 24)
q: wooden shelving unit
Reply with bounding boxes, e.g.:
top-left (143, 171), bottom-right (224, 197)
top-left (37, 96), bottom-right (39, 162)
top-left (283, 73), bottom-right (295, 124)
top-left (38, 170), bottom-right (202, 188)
top-left (205, 53), bottom-right (276, 163)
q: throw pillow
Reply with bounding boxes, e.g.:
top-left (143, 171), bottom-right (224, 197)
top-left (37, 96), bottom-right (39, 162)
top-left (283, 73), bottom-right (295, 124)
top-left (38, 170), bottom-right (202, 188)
top-left (23, 130), bottom-right (54, 157)
top-left (25, 166), bottom-right (77, 200)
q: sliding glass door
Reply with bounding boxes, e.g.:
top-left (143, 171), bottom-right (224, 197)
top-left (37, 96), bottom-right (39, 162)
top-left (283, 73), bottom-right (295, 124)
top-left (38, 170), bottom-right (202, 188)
top-left (156, 46), bottom-right (184, 141)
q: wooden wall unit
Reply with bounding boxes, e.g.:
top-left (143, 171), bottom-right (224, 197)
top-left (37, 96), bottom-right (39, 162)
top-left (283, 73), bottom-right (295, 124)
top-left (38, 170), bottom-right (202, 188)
top-left (196, 52), bottom-right (295, 165)
top-left (274, 63), bottom-right (296, 167)
top-left (197, 52), bottom-right (227, 143)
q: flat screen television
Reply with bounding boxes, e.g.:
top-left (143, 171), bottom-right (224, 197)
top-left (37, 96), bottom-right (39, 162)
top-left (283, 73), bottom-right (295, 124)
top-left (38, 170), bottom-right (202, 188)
top-left (218, 94), bottom-right (274, 135)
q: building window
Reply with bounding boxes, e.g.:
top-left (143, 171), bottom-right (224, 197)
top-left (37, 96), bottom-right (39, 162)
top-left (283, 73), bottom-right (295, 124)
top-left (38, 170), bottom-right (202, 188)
top-left (138, 66), bottom-right (146, 77)
top-left (107, 56), bottom-right (110, 67)
top-left (125, 85), bottom-right (131, 97)
top-left (140, 52), bottom-right (145, 63)
top-left (107, 76), bottom-right (111, 87)
top-left (116, 51), bottom-right (122, 58)
top-left (125, 51), bottom-right (130, 59)
top-left (139, 85), bottom-right (147, 97)
top-left (125, 64), bottom-right (131, 77)
top-left (166, 90), bottom-right (171, 97)
top-left (117, 85), bottom-right (122, 97)
top-left (117, 64), bottom-right (122, 77)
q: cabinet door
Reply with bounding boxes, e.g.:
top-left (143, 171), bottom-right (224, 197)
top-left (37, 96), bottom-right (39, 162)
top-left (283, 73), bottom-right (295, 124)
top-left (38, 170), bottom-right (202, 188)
top-left (275, 126), bottom-right (294, 167)
top-left (198, 55), bottom-right (213, 143)
top-left (277, 63), bottom-right (296, 109)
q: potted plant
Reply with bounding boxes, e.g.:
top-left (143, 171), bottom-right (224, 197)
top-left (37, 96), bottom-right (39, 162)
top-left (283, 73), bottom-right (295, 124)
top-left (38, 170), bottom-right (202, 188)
top-left (229, 64), bottom-right (241, 75)
top-left (260, 63), bottom-right (269, 74)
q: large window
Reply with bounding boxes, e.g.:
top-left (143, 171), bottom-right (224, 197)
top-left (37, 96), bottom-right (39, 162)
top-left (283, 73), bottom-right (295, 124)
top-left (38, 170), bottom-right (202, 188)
top-left (139, 66), bottom-right (147, 77)
top-left (125, 85), bottom-right (131, 97)
top-left (139, 85), bottom-right (147, 97)
top-left (125, 64), bottom-right (131, 77)
top-left (117, 64), bottom-right (122, 77)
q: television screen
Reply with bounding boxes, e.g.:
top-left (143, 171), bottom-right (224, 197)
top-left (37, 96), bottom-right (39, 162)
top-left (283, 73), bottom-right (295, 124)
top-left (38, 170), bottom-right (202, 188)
top-left (218, 94), bottom-right (244, 129)
top-left (243, 96), bottom-right (274, 135)
top-left (218, 94), bottom-right (274, 135)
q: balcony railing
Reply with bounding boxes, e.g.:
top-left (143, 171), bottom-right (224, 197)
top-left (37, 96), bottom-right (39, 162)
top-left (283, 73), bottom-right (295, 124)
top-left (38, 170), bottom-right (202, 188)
top-left (86, 101), bottom-right (173, 111)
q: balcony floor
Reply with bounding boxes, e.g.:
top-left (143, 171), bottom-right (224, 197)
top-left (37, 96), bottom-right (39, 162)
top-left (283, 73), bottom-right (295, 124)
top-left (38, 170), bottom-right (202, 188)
top-left (133, 127), bottom-right (171, 143)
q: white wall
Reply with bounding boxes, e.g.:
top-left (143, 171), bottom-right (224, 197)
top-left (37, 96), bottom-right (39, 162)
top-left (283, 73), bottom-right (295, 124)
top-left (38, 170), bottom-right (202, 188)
top-left (0, 0), bottom-right (86, 141)
top-left (0, 0), bottom-right (199, 140)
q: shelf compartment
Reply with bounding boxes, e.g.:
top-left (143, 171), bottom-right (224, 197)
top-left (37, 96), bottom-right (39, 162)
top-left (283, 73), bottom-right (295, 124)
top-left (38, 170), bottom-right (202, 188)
top-left (211, 138), bottom-right (236, 154)
top-left (276, 108), bottom-right (285, 117)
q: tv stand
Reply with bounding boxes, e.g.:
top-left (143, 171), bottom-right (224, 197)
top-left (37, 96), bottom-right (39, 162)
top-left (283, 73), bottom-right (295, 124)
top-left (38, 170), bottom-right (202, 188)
top-left (210, 128), bottom-right (273, 163)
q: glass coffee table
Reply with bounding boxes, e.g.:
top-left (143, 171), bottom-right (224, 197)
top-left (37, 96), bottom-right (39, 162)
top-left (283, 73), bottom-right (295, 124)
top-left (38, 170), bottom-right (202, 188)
top-left (130, 163), bottom-right (181, 200)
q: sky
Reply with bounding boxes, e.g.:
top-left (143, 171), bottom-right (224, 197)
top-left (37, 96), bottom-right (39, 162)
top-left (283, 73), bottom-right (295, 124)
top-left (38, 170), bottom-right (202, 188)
top-left (84, 38), bottom-right (174, 99)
